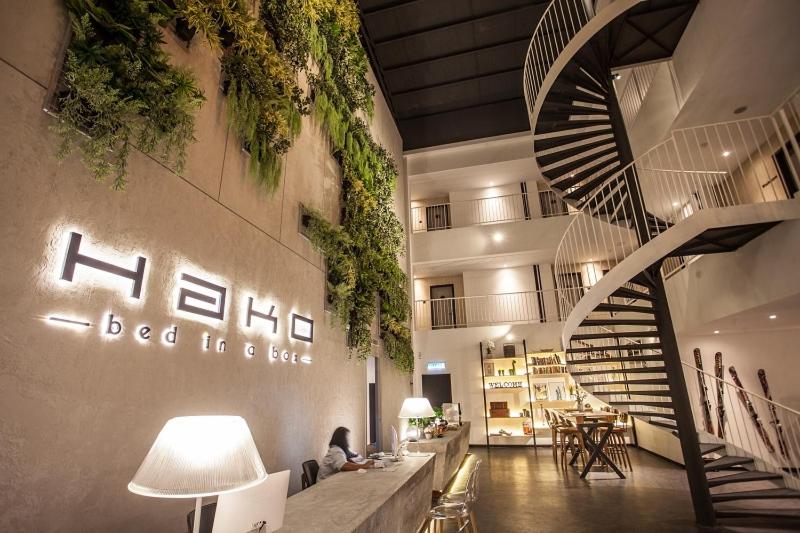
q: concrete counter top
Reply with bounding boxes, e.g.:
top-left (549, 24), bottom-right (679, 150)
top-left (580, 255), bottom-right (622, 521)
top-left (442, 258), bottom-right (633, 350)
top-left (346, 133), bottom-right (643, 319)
top-left (409, 422), bottom-right (471, 491)
top-left (279, 455), bottom-right (435, 533)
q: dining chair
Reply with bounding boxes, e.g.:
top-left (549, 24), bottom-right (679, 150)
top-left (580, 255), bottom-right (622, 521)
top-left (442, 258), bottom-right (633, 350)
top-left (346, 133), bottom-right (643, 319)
top-left (543, 409), bottom-right (562, 460)
top-left (611, 412), bottom-right (632, 470)
top-left (555, 413), bottom-right (583, 469)
top-left (429, 462), bottom-right (481, 532)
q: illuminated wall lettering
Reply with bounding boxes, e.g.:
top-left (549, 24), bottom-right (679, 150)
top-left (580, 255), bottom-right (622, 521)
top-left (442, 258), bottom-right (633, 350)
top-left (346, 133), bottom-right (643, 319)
top-left (290, 313), bottom-right (314, 343)
top-left (245, 297), bottom-right (278, 333)
top-left (61, 232), bottom-right (146, 298)
top-left (177, 273), bottom-right (227, 320)
top-left (47, 230), bottom-right (316, 365)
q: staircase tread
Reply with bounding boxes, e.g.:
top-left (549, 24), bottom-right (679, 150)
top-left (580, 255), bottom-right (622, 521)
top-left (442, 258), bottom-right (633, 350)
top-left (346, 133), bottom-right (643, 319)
top-left (715, 508), bottom-right (800, 519)
top-left (611, 286), bottom-right (656, 302)
top-left (592, 390), bottom-right (673, 397)
top-left (699, 442), bottom-right (726, 455)
top-left (594, 303), bottom-right (655, 314)
top-left (567, 344), bottom-right (662, 354)
top-left (705, 456), bottom-right (755, 472)
top-left (567, 355), bottom-right (664, 364)
top-left (712, 488), bottom-right (800, 502)
top-left (571, 331), bottom-right (659, 340)
top-left (536, 138), bottom-right (615, 167)
top-left (543, 145), bottom-right (619, 177)
top-left (707, 470), bottom-right (783, 487)
top-left (571, 366), bottom-right (666, 376)
top-left (580, 318), bottom-right (658, 326)
top-left (581, 377), bottom-right (669, 386)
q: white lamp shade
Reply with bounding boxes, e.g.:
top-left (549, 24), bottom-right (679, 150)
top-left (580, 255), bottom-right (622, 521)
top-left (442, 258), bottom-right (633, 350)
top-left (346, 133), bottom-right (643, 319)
top-left (398, 397), bottom-right (435, 419)
top-left (128, 416), bottom-right (267, 498)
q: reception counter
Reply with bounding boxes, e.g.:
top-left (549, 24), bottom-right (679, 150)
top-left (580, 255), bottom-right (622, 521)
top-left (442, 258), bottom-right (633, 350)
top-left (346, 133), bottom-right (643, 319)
top-left (279, 455), bottom-right (435, 533)
top-left (410, 422), bottom-right (471, 492)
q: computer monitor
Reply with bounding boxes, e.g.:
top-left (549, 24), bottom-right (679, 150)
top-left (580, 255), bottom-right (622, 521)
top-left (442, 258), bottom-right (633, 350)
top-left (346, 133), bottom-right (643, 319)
top-left (212, 470), bottom-right (290, 533)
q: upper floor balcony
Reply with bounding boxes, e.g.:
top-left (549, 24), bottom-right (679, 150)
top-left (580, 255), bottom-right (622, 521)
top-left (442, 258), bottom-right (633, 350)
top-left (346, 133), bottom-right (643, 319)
top-left (411, 189), bottom-right (577, 268)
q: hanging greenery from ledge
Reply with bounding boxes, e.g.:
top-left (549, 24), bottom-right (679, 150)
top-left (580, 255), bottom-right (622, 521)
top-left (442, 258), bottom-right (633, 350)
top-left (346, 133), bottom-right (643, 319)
top-left (176, 0), bottom-right (308, 192)
top-left (267, 0), bottom-right (414, 373)
top-left (54, 0), bottom-right (204, 190)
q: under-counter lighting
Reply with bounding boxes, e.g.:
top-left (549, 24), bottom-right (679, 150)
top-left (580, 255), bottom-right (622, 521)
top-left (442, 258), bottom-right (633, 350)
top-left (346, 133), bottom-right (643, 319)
top-left (722, 150), bottom-right (731, 157)
top-left (769, 314), bottom-right (777, 320)
top-left (492, 232), bottom-right (504, 243)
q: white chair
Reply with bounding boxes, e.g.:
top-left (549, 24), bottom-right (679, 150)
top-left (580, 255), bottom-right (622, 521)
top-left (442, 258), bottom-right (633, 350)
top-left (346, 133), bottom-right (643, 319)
top-left (428, 460), bottom-right (481, 532)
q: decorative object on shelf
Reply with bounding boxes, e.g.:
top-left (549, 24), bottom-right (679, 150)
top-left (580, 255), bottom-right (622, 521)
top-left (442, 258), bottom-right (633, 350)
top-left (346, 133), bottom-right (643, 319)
top-left (511, 360), bottom-right (517, 375)
top-left (498, 429), bottom-right (512, 437)
top-left (485, 339), bottom-right (496, 356)
top-left (547, 382), bottom-right (566, 401)
top-left (693, 348), bottom-right (715, 434)
top-left (488, 381), bottom-right (525, 389)
top-left (503, 343), bottom-right (516, 357)
top-left (758, 368), bottom-right (789, 458)
top-left (728, 366), bottom-right (775, 453)
top-left (483, 362), bottom-right (495, 377)
top-left (398, 397), bottom-right (435, 442)
top-left (533, 384), bottom-right (548, 401)
top-left (523, 419), bottom-right (533, 436)
top-left (489, 402), bottom-right (509, 418)
top-left (53, 1), bottom-right (205, 190)
top-left (714, 351), bottom-right (726, 438)
top-left (128, 416), bottom-right (267, 533)
top-left (528, 352), bottom-right (567, 375)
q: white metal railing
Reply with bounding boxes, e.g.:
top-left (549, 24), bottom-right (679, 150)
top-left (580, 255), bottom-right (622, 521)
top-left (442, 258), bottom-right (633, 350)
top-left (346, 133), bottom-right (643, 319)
top-left (523, 0), bottom-right (596, 118)
top-left (614, 62), bottom-right (666, 128)
top-left (413, 289), bottom-right (565, 330)
top-left (683, 361), bottom-right (800, 490)
top-left (410, 191), bottom-right (571, 233)
top-left (554, 89), bottom-right (800, 322)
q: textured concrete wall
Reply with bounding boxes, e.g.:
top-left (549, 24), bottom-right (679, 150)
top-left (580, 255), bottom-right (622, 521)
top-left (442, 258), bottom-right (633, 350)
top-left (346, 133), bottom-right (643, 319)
top-left (0, 1), bottom-right (411, 531)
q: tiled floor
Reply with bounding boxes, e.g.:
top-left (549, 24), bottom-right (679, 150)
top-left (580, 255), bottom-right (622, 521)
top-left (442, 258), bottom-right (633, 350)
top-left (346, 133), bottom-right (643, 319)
top-left (430, 445), bottom-right (702, 532)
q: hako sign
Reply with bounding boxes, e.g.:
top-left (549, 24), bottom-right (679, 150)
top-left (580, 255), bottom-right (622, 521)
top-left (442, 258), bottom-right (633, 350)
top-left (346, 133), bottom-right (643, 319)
top-left (46, 231), bottom-right (314, 364)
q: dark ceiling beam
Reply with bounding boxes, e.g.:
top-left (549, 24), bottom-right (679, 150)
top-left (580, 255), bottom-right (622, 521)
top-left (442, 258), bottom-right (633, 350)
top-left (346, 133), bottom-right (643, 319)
top-left (612, 5), bottom-right (693, 62)
top-left (397, 95), bottom-right (524, 121)
top-left (361, 0), bottom-right (421, 16)
top-left (372, 2), bottom-right (546, 46)
top-left (382, 36), bottom-right (530, 72)
top-left (391, 66), bottom-right (523, 97)
top-left (358, 11), bottom-right (397, 119)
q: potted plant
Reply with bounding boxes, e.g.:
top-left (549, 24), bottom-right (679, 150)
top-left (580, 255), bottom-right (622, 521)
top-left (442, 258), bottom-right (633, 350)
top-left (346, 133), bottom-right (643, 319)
top-left (485, 339), bottom-right (496, 356)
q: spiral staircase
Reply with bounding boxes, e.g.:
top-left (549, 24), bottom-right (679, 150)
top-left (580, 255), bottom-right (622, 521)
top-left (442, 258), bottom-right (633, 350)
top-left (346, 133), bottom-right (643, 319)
top-left (524, 0), bottom-right (800, 527)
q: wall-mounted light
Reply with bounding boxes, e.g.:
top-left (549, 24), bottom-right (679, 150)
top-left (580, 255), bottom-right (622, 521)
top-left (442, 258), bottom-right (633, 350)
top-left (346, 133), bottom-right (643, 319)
top-left (492, 232), bottom-right (504, 243)
top-left (505, 333), bottom-right (514, 341)
top-left (713, 330), bottom-right (720, 335)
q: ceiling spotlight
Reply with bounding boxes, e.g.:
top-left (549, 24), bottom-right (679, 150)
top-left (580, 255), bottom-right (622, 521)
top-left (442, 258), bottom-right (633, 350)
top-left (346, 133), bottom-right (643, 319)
top-left (488, 181), bottom-right (494, 186)
top-left (713, 330), bottom-right (720, 334)
top-left (502, 264), bottom-right (508, 268)
top-left (493, 232), bottom-right (504, 243)
top-left (672, 201), bottom-right (680, 207)
top-left (506, 333), bottom-right (515, 341)
top-left (769, 314), bottom-right (777, 320)
top-left (722, 150), bottom-right (731, 157)
top-left (612, 73), bottom-right (622, 81)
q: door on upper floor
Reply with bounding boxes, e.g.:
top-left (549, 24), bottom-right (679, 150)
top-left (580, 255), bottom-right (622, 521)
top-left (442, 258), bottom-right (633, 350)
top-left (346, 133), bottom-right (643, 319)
top-left (430, 284), bottom-right (456, 329)
top-left (426, 204), bottom-right (451, 231)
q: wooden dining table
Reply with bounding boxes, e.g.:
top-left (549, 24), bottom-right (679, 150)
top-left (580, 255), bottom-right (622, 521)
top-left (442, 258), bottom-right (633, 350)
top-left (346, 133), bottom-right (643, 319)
top-left (557, 410), bottom-right (625, 479)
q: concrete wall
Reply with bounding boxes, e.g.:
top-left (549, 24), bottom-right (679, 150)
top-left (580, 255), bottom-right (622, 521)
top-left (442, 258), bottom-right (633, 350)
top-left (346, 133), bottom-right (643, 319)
top-left (0, 1), bottom-right (411, 531)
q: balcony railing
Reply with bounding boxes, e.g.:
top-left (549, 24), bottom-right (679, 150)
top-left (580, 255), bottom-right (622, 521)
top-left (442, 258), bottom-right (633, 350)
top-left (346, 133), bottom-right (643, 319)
top-left (413, 289), bottom-right (566, 330)
top-left (411, 191), bottom-right (571, 233)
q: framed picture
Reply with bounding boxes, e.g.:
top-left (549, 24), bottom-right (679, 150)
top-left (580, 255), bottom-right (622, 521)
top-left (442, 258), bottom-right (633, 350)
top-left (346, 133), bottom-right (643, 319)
top-left (483, 361), bottom-right (495, 377)
top-left (534, 384), bottom-right (549, 401)
top-left (503, 343), bottom-right (516, 357)
top-left (548, 382), bottom-right (566, 401)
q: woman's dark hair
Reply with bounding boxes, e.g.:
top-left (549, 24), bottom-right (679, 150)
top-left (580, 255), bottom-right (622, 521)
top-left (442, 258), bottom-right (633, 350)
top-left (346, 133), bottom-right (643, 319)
top-left (329, 426), bottom-right (357, 459)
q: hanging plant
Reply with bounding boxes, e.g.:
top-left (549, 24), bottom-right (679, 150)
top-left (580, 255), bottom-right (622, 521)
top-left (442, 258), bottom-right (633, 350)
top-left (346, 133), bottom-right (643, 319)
top-left (177, 0), bottom-right (308, 192)
top-left (260, 0), bottom-right (413, 371)
top-left (54, 0), bottom-right (204, 190)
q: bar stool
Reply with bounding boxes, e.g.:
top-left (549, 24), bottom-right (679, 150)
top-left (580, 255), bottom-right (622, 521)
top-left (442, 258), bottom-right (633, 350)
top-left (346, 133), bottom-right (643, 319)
top-left (429, 462), bottom-right (480, 532)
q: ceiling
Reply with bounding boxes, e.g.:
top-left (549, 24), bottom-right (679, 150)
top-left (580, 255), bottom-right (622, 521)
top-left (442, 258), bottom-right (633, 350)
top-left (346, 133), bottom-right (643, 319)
top-left (358, 0), bottom-right (550, 150)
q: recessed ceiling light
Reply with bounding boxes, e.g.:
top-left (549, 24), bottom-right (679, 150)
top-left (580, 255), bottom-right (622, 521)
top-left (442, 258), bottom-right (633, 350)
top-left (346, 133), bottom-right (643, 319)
top-left (672, 201), bottom-right (680, 207)
top-left (769, 314), bottom-right (777, 320)
top-left (493, 232), bottom-right (504, 243)
top-left (489, 181), bottom-right (494, 186)
top-left (502, 264), bottom-right (508, 268)
top-left (506, 333), bottom-right (514, 341)
top-left (734, 106), bottom-right (748, 115)
top-left (612, 73), bottom-right (622, 81)
top-left (722, 150), bottom-right (731, 157)
top-left (713, 330), bottom-right (720, 334)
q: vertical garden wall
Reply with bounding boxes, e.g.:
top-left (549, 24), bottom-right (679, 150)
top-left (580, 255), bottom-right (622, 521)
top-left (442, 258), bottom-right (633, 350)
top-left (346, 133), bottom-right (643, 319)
top-left (53, 0), bottom-right (413, 372)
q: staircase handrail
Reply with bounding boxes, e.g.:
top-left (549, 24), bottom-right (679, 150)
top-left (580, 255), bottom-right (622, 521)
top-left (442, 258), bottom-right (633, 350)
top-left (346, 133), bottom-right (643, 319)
top-left (553, 88), bottom-right (800, 337)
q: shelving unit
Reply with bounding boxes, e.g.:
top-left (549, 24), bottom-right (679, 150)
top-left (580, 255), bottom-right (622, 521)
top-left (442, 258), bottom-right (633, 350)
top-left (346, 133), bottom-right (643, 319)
top-left (479, 342), bottom-right (575, 447)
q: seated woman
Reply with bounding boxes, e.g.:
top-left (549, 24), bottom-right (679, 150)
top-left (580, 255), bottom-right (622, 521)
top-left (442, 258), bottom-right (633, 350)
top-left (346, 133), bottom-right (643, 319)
top-left (317, 426), bottom-right (375, 480)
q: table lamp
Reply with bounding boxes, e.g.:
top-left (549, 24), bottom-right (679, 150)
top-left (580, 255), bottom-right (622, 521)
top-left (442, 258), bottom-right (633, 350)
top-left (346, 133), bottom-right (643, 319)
top-left (398, 397), bottom-right (435, 442)
top-left (128, 416), bottom-right (267, 533)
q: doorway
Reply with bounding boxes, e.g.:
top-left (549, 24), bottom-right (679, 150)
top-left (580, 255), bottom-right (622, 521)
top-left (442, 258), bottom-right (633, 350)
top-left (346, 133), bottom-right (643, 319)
top-left (422, 373), bottom-right (453, 411)
top-left (366, 356), bottom-right (379, 452)
top-left (425, 204), bottom-right (451, 231)
top-left (430, 284), bottom-right (456, 329)
top-left (774, 133), bottom-right (800, 199)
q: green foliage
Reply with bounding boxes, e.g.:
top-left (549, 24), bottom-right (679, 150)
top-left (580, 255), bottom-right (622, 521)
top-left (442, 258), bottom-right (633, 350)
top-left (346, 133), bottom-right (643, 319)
top-left (54, 1), bottom-right (204, 189)
top-left (270, 0), bottom-right (413, 372)
top-left (178, 0), bottom-right (308, 192)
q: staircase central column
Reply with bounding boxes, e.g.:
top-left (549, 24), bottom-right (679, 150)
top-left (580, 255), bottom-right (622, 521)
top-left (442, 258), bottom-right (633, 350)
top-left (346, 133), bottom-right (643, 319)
top-left (606, 71), bottom-right (716, 526)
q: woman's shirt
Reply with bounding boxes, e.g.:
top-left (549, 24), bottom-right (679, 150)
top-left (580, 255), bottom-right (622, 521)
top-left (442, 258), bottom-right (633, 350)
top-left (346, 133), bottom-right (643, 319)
top-left (317, 445), bottom-right (348, 481)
